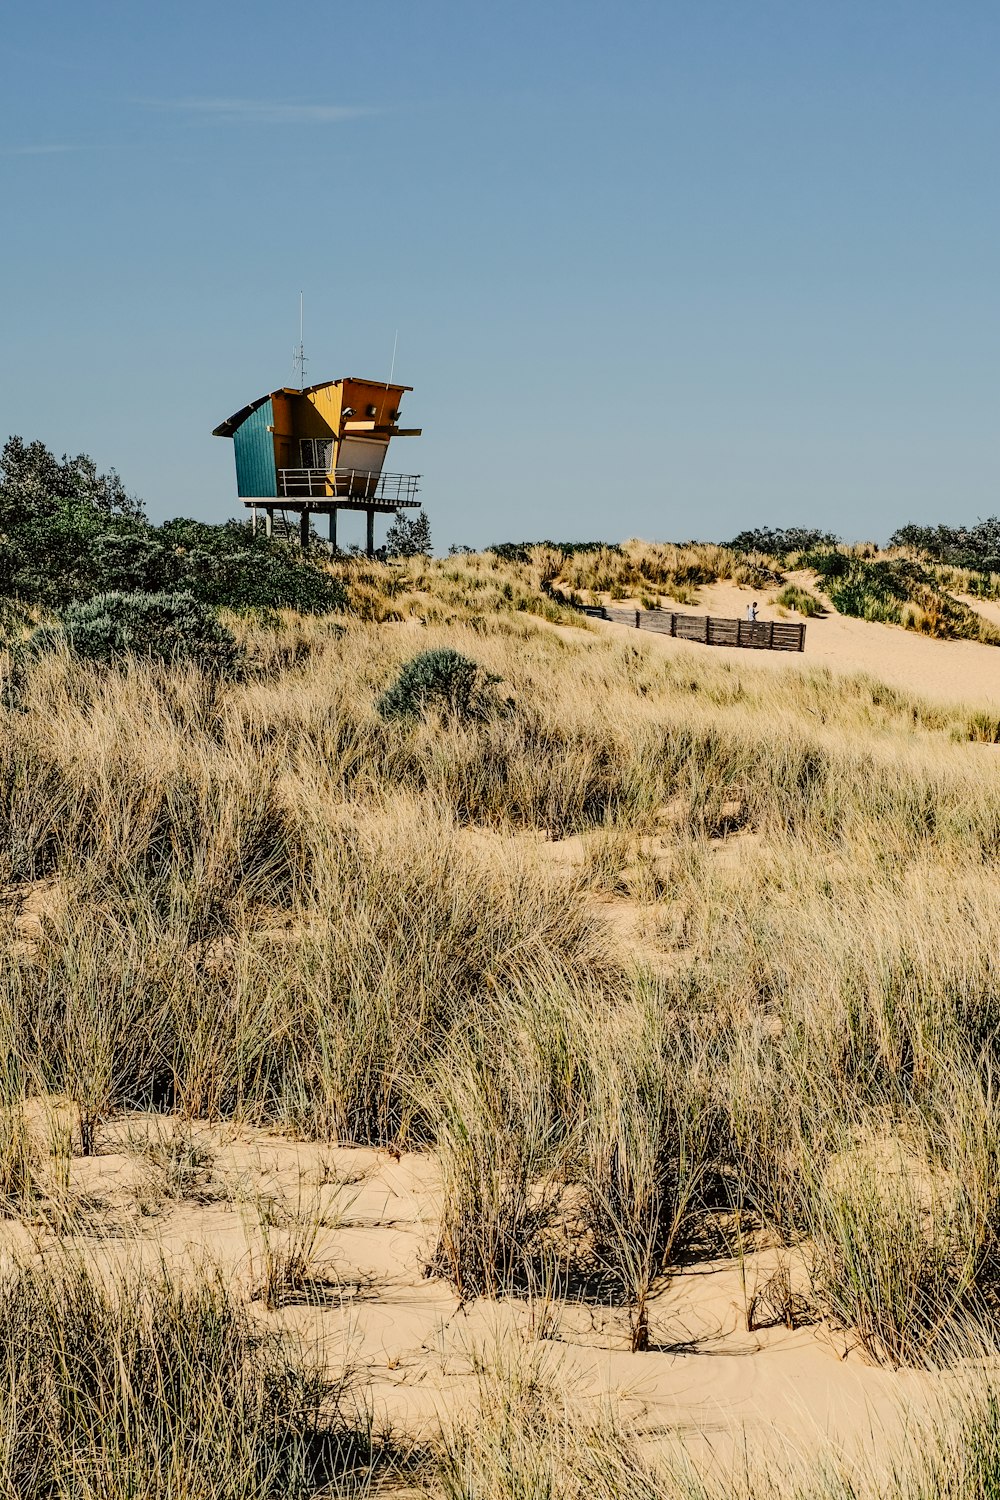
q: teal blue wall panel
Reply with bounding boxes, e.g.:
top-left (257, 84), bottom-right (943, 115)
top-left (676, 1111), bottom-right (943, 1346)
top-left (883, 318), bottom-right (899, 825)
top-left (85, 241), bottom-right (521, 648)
top-left (233, 400), bottom-right (276, 497)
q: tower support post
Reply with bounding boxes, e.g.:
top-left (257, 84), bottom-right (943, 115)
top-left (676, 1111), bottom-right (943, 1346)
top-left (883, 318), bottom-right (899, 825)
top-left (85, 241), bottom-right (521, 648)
top-left (265, 507), bottom-right (274, 539)
top-left (366, 508), bottom-right (375, 558)
top-left (328, 508), bottom-right (338, 554)
top-left (299, 508), bottom-right (310, 549)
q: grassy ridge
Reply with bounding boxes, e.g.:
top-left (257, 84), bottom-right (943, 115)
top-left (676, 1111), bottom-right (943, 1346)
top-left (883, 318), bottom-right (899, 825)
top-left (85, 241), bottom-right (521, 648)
top-left (342, 542), bottom-right (1000, 647)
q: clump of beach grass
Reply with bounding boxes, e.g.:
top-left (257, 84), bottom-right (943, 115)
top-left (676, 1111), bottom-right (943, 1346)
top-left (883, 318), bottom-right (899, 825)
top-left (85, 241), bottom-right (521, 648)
top-left (0, 1255), bottom-right (374, 1499)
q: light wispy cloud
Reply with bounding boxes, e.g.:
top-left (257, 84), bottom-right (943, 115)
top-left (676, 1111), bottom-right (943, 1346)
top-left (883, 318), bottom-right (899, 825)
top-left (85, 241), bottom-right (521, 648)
top-left (143, 98), bottom-right (376, 125)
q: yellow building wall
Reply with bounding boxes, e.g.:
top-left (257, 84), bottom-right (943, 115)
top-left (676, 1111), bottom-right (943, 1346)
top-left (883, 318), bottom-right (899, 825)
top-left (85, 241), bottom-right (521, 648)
top-left (265, 381), bottom-right (411, 495)
top-left (268, 387), bottom-right (341, 491)
top-left (304, 384), bottom-right (343, 444)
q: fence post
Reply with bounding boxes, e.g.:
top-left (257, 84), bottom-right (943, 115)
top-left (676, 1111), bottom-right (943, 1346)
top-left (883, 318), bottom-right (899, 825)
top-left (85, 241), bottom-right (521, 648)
top-left (635, 610), bottom-right (640, 629)
top-left (768, 621), bottom-right (775, 648)
top-left (670, 613), bottom-right (676, 636)
top-left (703, 616), bottom-right (710, 643)
top-left (799, 624), bottom-right (805, 652)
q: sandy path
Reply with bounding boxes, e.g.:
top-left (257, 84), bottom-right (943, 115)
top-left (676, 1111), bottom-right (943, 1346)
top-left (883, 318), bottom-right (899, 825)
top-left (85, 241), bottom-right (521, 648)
top-left (956, 592), bottom-right (1000, 631)
top-left (598, 576), bottom-right (1000, 714)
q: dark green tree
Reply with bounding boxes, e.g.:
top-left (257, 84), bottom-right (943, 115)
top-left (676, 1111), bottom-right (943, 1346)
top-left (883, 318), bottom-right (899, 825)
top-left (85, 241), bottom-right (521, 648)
top-left (385, 509), bottom-right (432, 558)
top-left (0, 436), bottom-right (144, 526)
top-left (888, 518), bottom-right (1000, 570)
top-left (0, 438), bottom-right (347, 614)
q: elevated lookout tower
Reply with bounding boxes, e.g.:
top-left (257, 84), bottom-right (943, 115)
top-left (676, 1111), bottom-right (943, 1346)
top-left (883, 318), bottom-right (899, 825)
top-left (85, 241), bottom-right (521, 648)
top-left (213, 377), bottom-right (421, 555)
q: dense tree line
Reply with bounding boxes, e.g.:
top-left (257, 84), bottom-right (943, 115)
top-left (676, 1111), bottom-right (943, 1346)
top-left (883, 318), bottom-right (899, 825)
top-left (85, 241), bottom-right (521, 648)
top-left (888, 518), bottom-right (1000, 571)
top-left (728, 520), bottom-right (1000, 573)
top-left (726, 527), bottom-right (840, 557)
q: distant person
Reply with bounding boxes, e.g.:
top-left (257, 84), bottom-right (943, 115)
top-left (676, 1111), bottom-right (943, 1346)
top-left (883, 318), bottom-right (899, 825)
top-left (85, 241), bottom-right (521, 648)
top-left (746, 602), bottom-right (759, 623)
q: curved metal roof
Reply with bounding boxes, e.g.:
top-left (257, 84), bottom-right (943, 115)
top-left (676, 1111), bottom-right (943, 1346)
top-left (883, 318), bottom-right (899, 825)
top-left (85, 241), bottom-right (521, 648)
top-left (212, 378), bottom-right (413, 438)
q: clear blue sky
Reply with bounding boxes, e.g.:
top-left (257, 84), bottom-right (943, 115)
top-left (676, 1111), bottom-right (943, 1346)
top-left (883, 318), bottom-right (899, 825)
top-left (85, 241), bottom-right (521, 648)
top-left (2, 1), bottom-right (997, 549)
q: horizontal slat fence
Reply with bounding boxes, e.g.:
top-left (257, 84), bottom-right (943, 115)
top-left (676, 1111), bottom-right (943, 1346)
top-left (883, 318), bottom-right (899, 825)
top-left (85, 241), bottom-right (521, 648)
top-left (578, 604), bottom-right (805, 652)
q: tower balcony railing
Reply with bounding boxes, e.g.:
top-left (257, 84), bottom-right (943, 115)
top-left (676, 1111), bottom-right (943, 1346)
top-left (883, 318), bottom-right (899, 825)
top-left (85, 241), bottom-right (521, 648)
top-left (278, 468), bottom-right (421, 504)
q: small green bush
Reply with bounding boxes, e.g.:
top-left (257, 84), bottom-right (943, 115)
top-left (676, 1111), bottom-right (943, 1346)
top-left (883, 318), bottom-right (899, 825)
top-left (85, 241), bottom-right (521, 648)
top-left (384, 509), bottom-right (432, 559)
top-left (159, 519), bottom-right (347, 614)
top-left (968, 711), bottom-right (1000, 744)
top-left (27, 591), bottom-right (244, 679)
top-left (377, 647), bottom-right (499, 721)
top-left (775, 583), bottom-right (824, 617)
top-left (801, 548), bottom-right (851, 580)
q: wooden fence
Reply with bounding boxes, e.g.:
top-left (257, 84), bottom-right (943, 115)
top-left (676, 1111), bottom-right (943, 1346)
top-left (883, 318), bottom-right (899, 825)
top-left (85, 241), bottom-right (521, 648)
top-left (579, 605), bottom-right (805, 652)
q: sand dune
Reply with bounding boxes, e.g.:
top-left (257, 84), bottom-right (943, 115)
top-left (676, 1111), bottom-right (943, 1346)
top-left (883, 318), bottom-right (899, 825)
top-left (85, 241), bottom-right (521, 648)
top-left (8, 587), bottom-right (996, 1488)
top-left (5, 1119), bottom-right (936, 1477)
top-left (599, 574), bottom-right (1000, 714)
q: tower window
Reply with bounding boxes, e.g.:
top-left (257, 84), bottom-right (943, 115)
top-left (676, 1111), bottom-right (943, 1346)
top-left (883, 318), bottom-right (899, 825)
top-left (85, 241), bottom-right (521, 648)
top-left (299, 439), bottom-right (332, 470)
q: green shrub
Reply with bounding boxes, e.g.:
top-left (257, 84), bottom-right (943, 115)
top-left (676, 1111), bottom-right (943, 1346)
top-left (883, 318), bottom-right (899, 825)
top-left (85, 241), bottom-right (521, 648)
top-left (90, 531), bottom-right (182, 593)
top-left (890, 516), bottom-right (1000, 571)
top-left (159, 518), bottom-right (346, 614)
top-left (802, 548), bottom-right (851, 580)
top-left (487, 541), bottom-right (621, 563)
top-left (775, 583), bottom-right (825, 617)
top-left (808, 555), bottom-right (1000, 643)
top-left (28, 591), bottom-right (244, 678)
top-left (377, 647), bottom-right (499, 721)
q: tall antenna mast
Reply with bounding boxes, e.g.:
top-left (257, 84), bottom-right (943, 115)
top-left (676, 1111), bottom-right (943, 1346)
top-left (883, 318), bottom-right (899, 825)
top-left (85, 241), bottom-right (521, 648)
top-left (292, 291), bottom-right (308, 389)
top-left (388, 328), bottom-right (398, 387)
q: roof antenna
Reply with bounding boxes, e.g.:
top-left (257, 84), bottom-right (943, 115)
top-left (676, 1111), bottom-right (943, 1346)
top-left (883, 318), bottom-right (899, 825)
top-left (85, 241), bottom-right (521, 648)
top-left (387, 328), bottom-right (398, 387)
top-left (293, 292), bottom-right (307, 389)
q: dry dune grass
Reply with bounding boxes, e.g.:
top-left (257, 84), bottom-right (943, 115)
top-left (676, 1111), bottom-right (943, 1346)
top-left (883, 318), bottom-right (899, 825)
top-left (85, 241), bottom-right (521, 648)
top-left (2, 572), bottom-right (1000, 1491)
